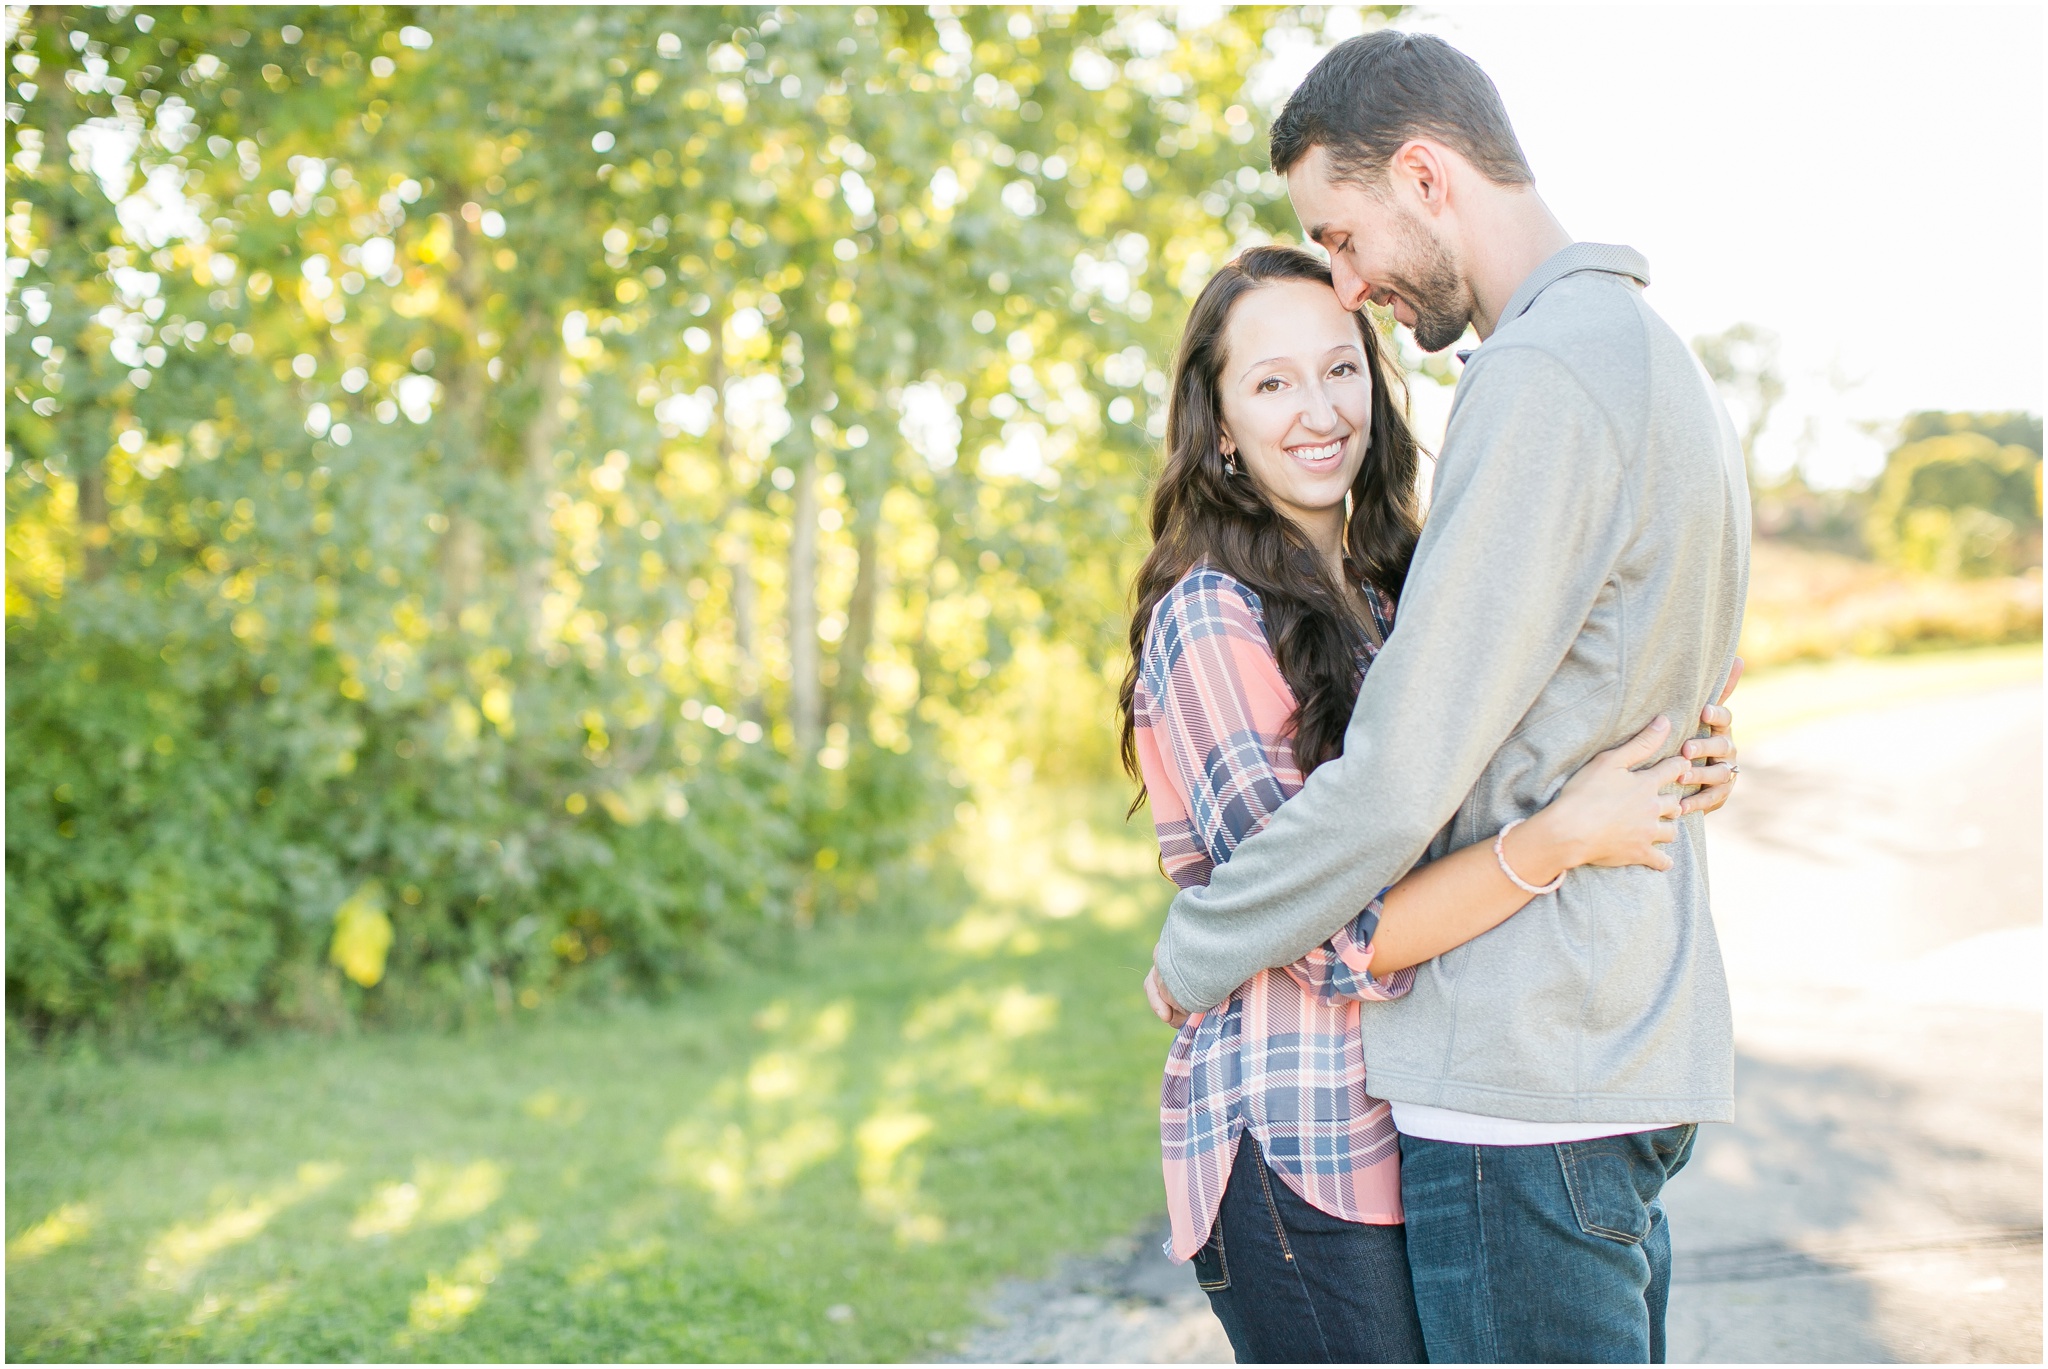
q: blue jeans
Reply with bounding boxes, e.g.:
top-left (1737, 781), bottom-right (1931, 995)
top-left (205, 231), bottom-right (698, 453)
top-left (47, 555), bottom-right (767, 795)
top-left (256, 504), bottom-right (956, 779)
top-left (1400, 1124), bottom-right (1699, 1363)
top-left (1191, 1135), bottom-right (1427, 1363)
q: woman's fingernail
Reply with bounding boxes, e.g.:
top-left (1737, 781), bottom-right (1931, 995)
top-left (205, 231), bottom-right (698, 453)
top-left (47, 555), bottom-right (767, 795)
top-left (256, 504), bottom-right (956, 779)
top-left (1652, 715), bottom-right (1670, 730)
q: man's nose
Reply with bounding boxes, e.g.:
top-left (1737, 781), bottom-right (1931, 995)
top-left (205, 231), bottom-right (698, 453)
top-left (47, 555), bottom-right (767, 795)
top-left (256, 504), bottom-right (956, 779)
top-left (1331, 259), bottom-right (1371, 312)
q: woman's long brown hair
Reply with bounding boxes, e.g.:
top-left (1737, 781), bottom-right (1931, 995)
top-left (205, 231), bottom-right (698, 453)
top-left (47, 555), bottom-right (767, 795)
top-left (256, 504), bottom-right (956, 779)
top-left (1118, 245), bottom-right (1422, 813)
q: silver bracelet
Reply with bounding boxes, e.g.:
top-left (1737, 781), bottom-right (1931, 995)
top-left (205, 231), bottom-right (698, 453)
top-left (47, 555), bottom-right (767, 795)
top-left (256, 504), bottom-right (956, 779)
top-left (1494, 818), bottom-right (1565, 896)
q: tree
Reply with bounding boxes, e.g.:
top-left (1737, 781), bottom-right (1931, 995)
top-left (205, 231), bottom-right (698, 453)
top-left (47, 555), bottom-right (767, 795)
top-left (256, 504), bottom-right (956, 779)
top-left (7, 5), bottom-right (1397, 1034)
top-left (1865, 413), bottom-right (2043, 577)
top-left (1692, 321), bottom-right (1783, 494)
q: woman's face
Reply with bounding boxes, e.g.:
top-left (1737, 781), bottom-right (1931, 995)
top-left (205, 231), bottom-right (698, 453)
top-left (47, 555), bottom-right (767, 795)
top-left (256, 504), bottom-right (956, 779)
top-left (1215, 278), bottom-right (1373, 531)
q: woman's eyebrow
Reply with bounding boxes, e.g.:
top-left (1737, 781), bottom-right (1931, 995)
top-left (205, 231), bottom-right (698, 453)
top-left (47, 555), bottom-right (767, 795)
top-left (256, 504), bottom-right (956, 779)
top-left (1236, 356), bottom-right (1292, 379)
top-left (1235, 342), bottom-right (1361, 383)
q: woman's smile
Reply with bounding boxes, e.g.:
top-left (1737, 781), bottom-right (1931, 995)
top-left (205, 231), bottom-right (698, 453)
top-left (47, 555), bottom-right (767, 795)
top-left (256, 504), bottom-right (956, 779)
top-left (1287, 437), bottom-right (1351, 469)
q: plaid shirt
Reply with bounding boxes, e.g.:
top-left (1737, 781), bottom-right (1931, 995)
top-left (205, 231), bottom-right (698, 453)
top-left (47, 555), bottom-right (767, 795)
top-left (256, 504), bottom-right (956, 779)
top-left (1132, 566), bottom-right (1413, 1262)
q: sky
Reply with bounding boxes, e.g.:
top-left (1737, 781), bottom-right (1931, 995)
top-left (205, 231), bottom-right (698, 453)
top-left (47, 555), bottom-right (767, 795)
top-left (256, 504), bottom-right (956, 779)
top-left (1284, 4), bottom-right (2045, 486)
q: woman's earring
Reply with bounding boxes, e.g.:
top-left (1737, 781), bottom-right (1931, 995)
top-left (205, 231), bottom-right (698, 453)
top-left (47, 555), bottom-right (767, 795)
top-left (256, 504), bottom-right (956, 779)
top-left (1222, 449), bottom-right (1238, 477)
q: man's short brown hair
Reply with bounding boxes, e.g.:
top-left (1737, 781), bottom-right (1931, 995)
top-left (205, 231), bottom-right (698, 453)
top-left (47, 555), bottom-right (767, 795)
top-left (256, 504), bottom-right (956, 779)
top-left (1269, 31), bottom-right (1534, 189)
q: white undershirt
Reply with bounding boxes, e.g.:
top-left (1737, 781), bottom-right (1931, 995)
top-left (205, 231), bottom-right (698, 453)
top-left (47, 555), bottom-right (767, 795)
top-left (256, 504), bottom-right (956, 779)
top-left (1390, 1101), bottom-right (1678, 1147)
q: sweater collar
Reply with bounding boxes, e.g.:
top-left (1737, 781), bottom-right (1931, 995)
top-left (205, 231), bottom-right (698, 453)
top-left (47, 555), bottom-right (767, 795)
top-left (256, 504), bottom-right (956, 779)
top-left (1496, 242), bottom-right (1651, 331)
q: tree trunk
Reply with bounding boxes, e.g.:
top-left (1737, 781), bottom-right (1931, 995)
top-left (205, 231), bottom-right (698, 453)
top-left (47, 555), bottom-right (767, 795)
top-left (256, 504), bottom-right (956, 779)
top-left (438, 206), bottom-right (491, 630)
top-left (440, 516), bottom-right (484, 625)
top-left (711, 337), bottom-right (762, 721)
top-left (76, 460), bottom-right (109, 582)
top-left (837, 487), bottom-right (884, 737)
top-left (514, 344), bottom-right (563, 650)
top-left (787, 453), bottom-right (821, 761)
top-left (729, 518), bottom-right (760, 718)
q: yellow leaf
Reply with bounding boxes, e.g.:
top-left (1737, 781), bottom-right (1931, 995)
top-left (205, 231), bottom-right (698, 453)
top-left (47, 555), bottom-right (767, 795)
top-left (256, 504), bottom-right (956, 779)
top-left (330, 882), bottom-right (393, 988)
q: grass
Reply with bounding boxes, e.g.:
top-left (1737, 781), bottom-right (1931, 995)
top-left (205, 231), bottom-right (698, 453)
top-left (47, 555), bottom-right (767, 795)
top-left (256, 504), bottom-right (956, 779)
top-left (9, 643), bottom-right (2039, 1363)
top-left (1732, 641), bottom-right (2041, 740)
top-left (4, 786), bottom-right (1181, 1363)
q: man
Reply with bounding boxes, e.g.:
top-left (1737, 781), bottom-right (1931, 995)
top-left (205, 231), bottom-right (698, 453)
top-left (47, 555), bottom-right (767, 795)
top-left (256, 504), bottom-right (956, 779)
top-left (1146, 31), bottom-right (1750, 1363)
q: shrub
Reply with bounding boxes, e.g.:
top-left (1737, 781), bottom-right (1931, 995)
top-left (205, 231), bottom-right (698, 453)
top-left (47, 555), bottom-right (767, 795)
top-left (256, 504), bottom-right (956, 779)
top-left (1867, 432), bottom-right (2039, 573)
top-left (1741, 540), bottom-right (2041, 668)
top-left (4, 603), bottom-right (833, 1038)
top-left (1866, 416), bottom-right (2042, 577)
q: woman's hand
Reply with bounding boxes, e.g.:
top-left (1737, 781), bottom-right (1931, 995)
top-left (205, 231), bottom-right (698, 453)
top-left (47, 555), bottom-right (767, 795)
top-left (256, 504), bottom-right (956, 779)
top-left (1144, 964), bottom-right (1189, 1029)
top-left (1678, 657), bottom-right (1742, 817)
top-left (1515, 717), bottom-right (1691, 874)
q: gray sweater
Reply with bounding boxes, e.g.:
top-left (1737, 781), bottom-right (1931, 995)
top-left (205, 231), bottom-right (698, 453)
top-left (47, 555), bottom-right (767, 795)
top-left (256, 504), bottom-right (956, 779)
top-left (1154, 244), bottom-right (1750, 1124)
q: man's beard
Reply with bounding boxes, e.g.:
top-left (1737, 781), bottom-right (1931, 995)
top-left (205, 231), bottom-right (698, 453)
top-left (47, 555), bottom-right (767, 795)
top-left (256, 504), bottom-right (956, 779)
top-left (1388, 213), bottom-right (1473, 353)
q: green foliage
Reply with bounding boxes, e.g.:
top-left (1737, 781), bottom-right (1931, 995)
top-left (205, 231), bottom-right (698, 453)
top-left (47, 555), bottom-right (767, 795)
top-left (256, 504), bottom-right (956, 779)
top-left (4, 786), bottom-right (1178, 1362)
top-left (6, 5), bottom-right (1386, 1034)
top-left (1692, 321), bottom-right (1783, 487)
top-left (1898, 409), bottom-right (2043, 452)
top-left (1866, 413), bottom-right (2042, 577)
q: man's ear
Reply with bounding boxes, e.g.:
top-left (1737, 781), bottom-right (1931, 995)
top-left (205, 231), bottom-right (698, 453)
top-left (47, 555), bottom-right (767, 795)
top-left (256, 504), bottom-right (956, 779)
top-left (1390, 139), bottom-right (1450, 217)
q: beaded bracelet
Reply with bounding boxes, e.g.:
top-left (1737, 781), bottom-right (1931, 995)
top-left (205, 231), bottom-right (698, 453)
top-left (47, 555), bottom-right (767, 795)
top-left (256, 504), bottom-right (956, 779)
top-left (1494, 817), bottom-right (1565, 896)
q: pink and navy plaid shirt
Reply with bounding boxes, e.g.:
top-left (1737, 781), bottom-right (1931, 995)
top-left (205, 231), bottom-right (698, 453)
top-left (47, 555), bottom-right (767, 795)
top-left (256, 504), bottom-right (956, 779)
top-left (1132, 565), bottom-right (1413, 1262)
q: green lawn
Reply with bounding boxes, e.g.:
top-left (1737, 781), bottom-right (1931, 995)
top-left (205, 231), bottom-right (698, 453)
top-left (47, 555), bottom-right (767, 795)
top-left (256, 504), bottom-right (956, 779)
top-left (5, 787), bottom-right (1180, 1362)
top-left (1731, 640), bottom-right (2040, 739)
top-left (12, 644), bottom-right (2038, 1362)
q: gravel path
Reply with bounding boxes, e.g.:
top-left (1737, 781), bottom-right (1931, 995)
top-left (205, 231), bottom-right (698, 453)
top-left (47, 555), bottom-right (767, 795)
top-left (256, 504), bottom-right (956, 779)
top-left (949, 1221), bottom-right (1226, 1364)
top-left (956, 680), bottom-right (2042, 1364)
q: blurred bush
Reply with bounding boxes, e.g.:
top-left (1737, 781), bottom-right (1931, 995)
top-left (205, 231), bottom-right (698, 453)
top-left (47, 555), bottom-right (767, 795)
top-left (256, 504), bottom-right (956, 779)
top-left (1740, 540), bottom-right (2040, 668)
top-left (1718, 405), bottom-right (2043, 668)
top-left (1865, 413), bottom-right (2042, 578)
top-left (5, 5), bottom-right (1385, 1036)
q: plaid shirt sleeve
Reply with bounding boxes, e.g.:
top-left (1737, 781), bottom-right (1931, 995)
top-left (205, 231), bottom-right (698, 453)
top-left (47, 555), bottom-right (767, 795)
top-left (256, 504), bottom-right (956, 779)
top-left (1141, 570), bottom-right (1409, 1004)
top-left (1278, 896), bottom-right (1413, 1004)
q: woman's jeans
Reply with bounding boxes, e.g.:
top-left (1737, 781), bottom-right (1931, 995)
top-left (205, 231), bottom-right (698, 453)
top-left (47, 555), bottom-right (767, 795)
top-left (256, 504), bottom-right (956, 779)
top-left (1399, 1124), bottom-right (1700, 1363)
top-left (1190, 1135), bottom-right (1427, 1363)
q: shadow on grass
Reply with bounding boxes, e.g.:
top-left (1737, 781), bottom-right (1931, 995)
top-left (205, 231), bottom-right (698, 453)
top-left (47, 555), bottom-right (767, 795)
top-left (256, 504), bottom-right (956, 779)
top-left (5, 784), bottom-right (1182, 1363)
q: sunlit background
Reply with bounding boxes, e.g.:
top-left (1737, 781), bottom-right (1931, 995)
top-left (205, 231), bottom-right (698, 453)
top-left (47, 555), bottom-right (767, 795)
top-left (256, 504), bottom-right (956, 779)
top-left (1391, 3), bottom-right (2044, 487)
top-left (5, 4), bottom-right (2040, 1362)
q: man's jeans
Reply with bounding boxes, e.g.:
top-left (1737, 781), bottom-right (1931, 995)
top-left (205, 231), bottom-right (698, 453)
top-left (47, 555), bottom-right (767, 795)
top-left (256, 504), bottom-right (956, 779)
top-left (1191, 1135), bottom-right (1427, 1363)
top-left (1399, 1124), bottom-right (1699, 1363)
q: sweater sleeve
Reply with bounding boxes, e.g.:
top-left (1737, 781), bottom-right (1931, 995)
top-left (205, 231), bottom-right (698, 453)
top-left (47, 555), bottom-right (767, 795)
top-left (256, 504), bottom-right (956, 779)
top-left (1154, 347), bottom-right (1634, 1012)
top-left (1139, 572), bottom-right (1407, 1005)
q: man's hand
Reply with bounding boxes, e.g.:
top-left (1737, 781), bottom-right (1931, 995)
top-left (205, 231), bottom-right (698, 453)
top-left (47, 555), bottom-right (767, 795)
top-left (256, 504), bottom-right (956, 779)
top-left (1144, 963), bottom-right (1189, 1029)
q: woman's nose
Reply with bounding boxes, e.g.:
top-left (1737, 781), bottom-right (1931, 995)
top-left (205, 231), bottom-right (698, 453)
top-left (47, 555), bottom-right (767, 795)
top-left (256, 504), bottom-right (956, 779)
top-left (1300, 384), bottom-right (1339, 433)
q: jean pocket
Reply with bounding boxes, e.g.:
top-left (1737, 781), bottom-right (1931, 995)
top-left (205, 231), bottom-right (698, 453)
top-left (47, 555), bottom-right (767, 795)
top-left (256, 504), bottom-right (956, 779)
top-left (1192, 1223), bottom-right (1230, 1292)
top-left (1652, 1123), bottom-right (1699, 1178)
top-left (1556, 1137), bottom-right (1655, 1245)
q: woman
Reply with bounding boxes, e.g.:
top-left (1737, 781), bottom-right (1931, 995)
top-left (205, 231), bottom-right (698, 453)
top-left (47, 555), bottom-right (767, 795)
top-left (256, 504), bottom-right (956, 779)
top-left (1116, 246), bottom-right (1740, 1364)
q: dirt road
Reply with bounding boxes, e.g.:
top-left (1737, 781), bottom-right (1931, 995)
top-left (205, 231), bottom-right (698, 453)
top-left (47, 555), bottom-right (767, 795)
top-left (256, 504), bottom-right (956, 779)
top-left (1665, 679), bottom-right (2041, 1362)
top-left (955, 677), bottom-right (2042, 1364)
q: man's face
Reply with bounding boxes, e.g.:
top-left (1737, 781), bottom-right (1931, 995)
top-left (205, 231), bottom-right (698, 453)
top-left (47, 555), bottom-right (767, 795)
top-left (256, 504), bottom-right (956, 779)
top-left (1286, 145), bottom-right (1475, 353)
